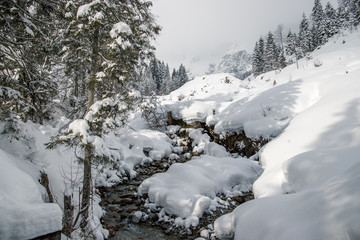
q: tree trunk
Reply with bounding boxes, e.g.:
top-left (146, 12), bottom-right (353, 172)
top-left (87, 24), bottom-right (99, 112)
top-left (81, 23), bottom-right (99, 232)
top-left (63, 193), bottom-right (73, 237)
top-left (40, 171), bottom-right (54, 203)
top-left (80, 144), bottom-right (92, 231)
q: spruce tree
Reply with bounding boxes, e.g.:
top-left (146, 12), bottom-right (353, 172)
top-left (252, 37), bottom-right (265, 76)
top-left (178, 64), bottom-right (189, 87)
top-left (160, 64), bottom-right (171, 95)
top-left (171, 68), bottom-right (180, 90)
top-left (0, 0), bottom-right (62, 126)
top-left (298, 13), bottom-right (312, 56)
top-left (285, 31), bottom-right (296, 56)
top-left (311, 0), bottom-right (326, 46)
top-left (150, 59), bottom-right (162, 94)
top-left (337, 0), bottom-right (360, 29)
top-left (264, 31), bottom-right (279, 72)
top-left (252, 41), bottom-right (261, 76)
top-left (48, 0), bottom-right (160, 234)
top-left (324, 2), bottom-right (339, 39)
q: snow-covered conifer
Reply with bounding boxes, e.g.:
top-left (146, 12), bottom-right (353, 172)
top-left (298, 13), bottom-right (313, 56)
top-left (0, 0), bottom-right (62, 125)
top-left (264, 32), bottom-right (279, 72)
top-left (49, 0), bottom-right (160, 234)
top-left (324, 2), bottom-right (339, 39)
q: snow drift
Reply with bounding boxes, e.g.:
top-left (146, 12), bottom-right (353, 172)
top-left (214, 30), bottom-right (360, 239)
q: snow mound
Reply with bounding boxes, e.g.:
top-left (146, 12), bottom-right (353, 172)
top-left (138, 155), bottom-right (262, 225)
top-left (0, 149), bottom-right (61, 239)
top-left (215, 147), bottom-right (360, 240)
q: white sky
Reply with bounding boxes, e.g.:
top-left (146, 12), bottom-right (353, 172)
top-left (151, 0), bottom-right (338, 76)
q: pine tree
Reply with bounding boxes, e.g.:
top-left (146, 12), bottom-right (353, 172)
top-left (0, 0), bottom-right (62, 126)
top-left (178, 64), bottom-right (189, 87)
top-left (258, 37), bottom-right (265, 72)
top-left (298, 13), bottom-right (312, 56)
top-left (348, 0), bottom-right (360, 27)
top-left (149, 59), bottom-right (162, 94)
top-left (48, 0), bottom-right (160, 234)
top-left (171, 68), bottom-right (180, 90)
top-left (311, 0), bottom-right (326, 47)
top-left (157, 61), bottom-right (168, 95)
top-left (160, 64), bottom-right (171, 95)
top-left (285, 31), bottom-right (296, 56)
top-left (324, 2), bottom-right (339, 39)
top-left (141, 67), bottom-right (157, 95)
top-left (338, 0), bottom-right (360, 28)
top-left (252, 41), bottom-right (261, 76)
top-left (264, 32), bottom-right (279, 72)
top-left (252, 37), bottom-right (265, 76)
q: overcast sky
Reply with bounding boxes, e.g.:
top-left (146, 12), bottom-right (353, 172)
top-left (151, 0), bottom-right (338, 76)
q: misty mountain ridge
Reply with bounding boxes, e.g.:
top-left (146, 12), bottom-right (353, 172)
top-left (207, 48), bottom-right (252, 80)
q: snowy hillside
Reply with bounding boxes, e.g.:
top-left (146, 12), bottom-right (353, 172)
top-left (152, 30), bottom-right (360, 239)
top-left (214, 32), bottom-right (360, 239)
top-left (208, 49), bottom-right (252, 80)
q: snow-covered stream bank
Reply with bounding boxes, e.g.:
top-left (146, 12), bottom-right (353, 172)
top-left (99, 126), bottom-right (263, 239)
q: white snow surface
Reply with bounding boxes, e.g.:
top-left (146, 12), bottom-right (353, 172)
top-left (1, 23), bottom-right (359, 240)
top-left (138, 155), bottom-right (262, 221)
top-left (0, 148), bottom-right (62, 239)
top-left (161, 69), bottom-right (314, 139)
top-left (214, 30), bottom-right (360, 239)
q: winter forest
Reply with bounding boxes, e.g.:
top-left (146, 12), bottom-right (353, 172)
top-left (0, 0), bottom-right (360, 239)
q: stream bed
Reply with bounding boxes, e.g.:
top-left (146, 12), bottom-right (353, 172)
top-left (98, 126), bottom-right (261, 239)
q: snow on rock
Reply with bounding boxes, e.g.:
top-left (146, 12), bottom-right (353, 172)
top-left (205, 142), bottom-right (229, 158)
top-left (138, 155), bottom-right (262, 225)
top-left (0, 149), bottom-right (62, 239)
top-left (162, 73), bottom-right (246, 124)
top-left (188, 128), bottom-right (210, 155)
top-left (106, 128), bottom-right (173, 178)
top-left (214, 30), bottom-right (360, 240)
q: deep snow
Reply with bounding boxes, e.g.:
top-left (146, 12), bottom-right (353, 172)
top-left (214, 30), bottom-right (360, 239)
top-left (1, 28), bottom-right (359, 240)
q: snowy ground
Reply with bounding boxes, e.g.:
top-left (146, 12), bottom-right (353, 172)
top-left (1, 28), bottom-right (359, 240)
top-left (0, 112), bottom-right (178, 239)
top-left (139, 30), bottom-right (360, 239)
top-left (213, 31), bottom-right (360, 239)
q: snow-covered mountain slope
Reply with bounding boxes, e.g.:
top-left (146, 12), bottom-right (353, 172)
top-left (213, 31), bottom-right (360, 239)
top-left (208, 49), bottom-right (252, 80)
top-left (162, 59), bottom-right (320, 139)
